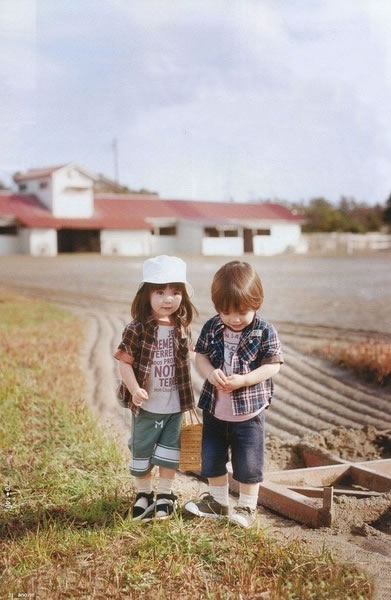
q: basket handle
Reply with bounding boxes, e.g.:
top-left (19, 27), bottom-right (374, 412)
top-left (183, 408), bottom-right (202, 425)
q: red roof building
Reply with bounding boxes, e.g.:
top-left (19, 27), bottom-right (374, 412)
top-left (0, 164), bottom-right (304, 256)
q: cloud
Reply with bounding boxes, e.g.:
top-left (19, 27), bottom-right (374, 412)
top-left (0, 0), bottom-right (37, 90)
top-left (119, 78), bottom-right (379, 203)
top-left (1, 0), bottom-right (390, 202)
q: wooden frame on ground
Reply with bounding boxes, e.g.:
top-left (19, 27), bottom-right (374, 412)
top-left (228, 456), bottom-right (391, 528)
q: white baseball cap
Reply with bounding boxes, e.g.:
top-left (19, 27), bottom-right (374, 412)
top-left (140, 255), bottom-right (193, 295)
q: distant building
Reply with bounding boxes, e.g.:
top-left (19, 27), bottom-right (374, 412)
top-left (0, 163), bottom-right (305, 256)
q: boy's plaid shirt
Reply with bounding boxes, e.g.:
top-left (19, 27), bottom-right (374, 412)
top-left (114, 315), bottom-right (194, 415)
top-left (195, 313), bottom-right (283, 416)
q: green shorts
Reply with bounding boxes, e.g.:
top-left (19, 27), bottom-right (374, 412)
top-left (129, 409), bottom-right (183, 477)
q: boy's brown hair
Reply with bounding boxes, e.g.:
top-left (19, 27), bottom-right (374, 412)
top-left (211, 261), bottom-right (264, 313)
top-left (131, 282), bottom-right (197, 327)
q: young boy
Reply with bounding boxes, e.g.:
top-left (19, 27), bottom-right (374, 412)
top-left (184, 260), bottom-right (283, 527)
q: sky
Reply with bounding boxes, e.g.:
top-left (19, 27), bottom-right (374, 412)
top-left (1, 0), bottom-right (391, 205)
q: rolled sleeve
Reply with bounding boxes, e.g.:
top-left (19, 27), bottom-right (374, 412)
top-left (259, 323), bottom-right (284, 365)
top-left (114, 322), bottom-right (140, 363)
top-left (113, 348), bottom-right (134, 364)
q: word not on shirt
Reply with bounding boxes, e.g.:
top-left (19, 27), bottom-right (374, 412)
top-left (153, 329), bottom-right (177, 389)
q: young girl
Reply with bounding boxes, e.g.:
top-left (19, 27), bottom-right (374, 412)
top-left (114, 255), bottom-right (197, 521)
top-left (184, 260), bottom-right (283, 528)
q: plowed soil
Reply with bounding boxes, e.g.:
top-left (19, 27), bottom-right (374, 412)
top-left (1, 253), bottom-right (391, 598)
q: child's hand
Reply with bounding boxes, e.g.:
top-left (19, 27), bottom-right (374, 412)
top-left (222, 374), bottom-right (246, 392)
top-left (207, 368), bottom-right (228, 390)
top-left (132, 388), bottom-right (149, 406)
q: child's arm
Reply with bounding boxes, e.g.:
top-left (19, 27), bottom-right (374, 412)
top-left (195, 352), bottom-right (228, 391)
top-left (223, 363), bottom-right (281, 392)
top-left (118, 359), bottom-right (149, 407)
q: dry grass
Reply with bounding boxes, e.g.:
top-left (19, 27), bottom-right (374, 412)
top-left (0, 292), bottom-right (374, 599)
top-left (320, 340), bottom-right (391, 385)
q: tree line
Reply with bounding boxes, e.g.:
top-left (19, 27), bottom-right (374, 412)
top-left (284, 195), bottom-right (391, 233)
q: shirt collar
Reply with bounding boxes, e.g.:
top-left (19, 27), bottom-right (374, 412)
top-left (144, 314), bottom-right (158, 329)
top-left (215, 312), bottom-right (260, 338)
top-left (144, 313), bottom-right (186, 338)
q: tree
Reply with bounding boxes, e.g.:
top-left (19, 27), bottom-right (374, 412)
top-left (383, 193), bottom-right (391, 226)
top-left (297, 196), bottom-right (384, 233)
top-left (302, 198), bottom-right (337, 232)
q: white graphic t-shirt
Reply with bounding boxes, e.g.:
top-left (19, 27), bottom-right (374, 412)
top-left (214, 327), bottom-right (263, 422)
top-left (143, 324), bottom-right (181, 414)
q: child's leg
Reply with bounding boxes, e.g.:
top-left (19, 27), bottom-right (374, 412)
top-left (184, 413), bottom-right (230, 518)
top-left (208, 474), bottom-right (229, 508)
top-left (128, 410), bottom-right (160, 521)
top-left (135, 472), bottom-right (153, 494)
top-left (132, 472), bottom-right (155, 521)
top-left (157, 465), bottom-right (176, 494)
top-left (150, 413), bottom-right (183, 519)
top-left (229, 482), bottom-right (260, 527)
top-left (229, 413), bottom-right (264, 527)
top-left (204, 412), bottom-right (230, 509)
top-left (155, 466), bottom-right (178, 519)
top-left (184, 473), bottom-right (230, 518)
top-left (238, 482), bottom-right (259, 510)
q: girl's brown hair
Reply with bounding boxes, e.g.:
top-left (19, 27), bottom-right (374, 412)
top-left (131, 282), bottom-right (197, 327)
top-left (211, 261), bottom-right (264, 313)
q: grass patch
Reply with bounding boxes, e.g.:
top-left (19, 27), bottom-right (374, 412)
top-left (317, 340), bottom-right (391, 385)
top-left (0, 292), bottom-right (374, 599)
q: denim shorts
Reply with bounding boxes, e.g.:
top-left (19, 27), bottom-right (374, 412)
top-left (201, 410), bottom-right (265, 484)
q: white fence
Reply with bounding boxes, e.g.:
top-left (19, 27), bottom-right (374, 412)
top-left (302, 232), bottom-right (391, 254)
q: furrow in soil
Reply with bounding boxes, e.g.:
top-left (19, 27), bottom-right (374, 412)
top-left (275, 373), bottom-right (391, 429)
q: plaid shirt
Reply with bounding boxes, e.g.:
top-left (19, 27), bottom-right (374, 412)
top-left (195, 313), bottom-right (283, 416)
top-left (114, 315), bottom-right (194, 415)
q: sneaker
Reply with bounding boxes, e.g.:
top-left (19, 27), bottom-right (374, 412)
top-left (229, 505), bottom-right (257, 528)
top-left (155, 493), bottom-right (178, 520)
top-left (184, 492), bottom-right (229, 519)
top-left (131, 491), bottom-right (155, 521)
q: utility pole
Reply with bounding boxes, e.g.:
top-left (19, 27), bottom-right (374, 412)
top-left (112, 137), bottom-right (119, 184)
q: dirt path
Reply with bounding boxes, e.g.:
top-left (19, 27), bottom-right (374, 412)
top-left (1, 254), bottom-right (391, 598)
top-left (74, 305), bottom-right (391, 600)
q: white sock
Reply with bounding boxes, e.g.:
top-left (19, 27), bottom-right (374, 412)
top-left (209, 484), bottom-right (229, 507)
top-left (135, 477), bottom-right (153, 495)
top-left (238, 491), bottom-right (258, 511)
top-left (157, 478), bottom-right (173, 497)
top-left (134, 477), bottom-right (153, 509)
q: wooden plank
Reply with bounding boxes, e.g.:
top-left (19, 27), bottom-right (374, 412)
top-left (288, 486), bottom-right (382, 498)
top-left (264, 464), bottom-right (350, 487)
top-left (259, 482), bottom-right (333, 528)
top-left (227, 459), bottom-right (391, 528)
top-left (350, 465), bottom-right (391, 492)
top-left (355, 458), bottom-right (391, 475)
top-left (300, 446), bottom-right (349, 468)
top-left (322, 486), bottom-right (334, 528)
top-left (323, 486), bottom-right (333, 508)
top-left (229, 459), bottom-right (390, 489)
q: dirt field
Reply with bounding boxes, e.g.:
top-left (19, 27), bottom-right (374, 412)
top-left (1, 253), bottom-right (391, 598)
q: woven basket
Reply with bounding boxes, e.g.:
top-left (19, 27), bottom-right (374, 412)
top-left (179, 410), bottom-right (202, 472)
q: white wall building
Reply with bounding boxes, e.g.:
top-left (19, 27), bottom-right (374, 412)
top-left (14, 164), bottom-right (97, 217)
top-left (0, 164), bottom-right (305, 257)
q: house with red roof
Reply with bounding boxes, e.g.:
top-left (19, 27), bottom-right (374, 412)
top-left (0, 163), bottom-right (305, 256)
